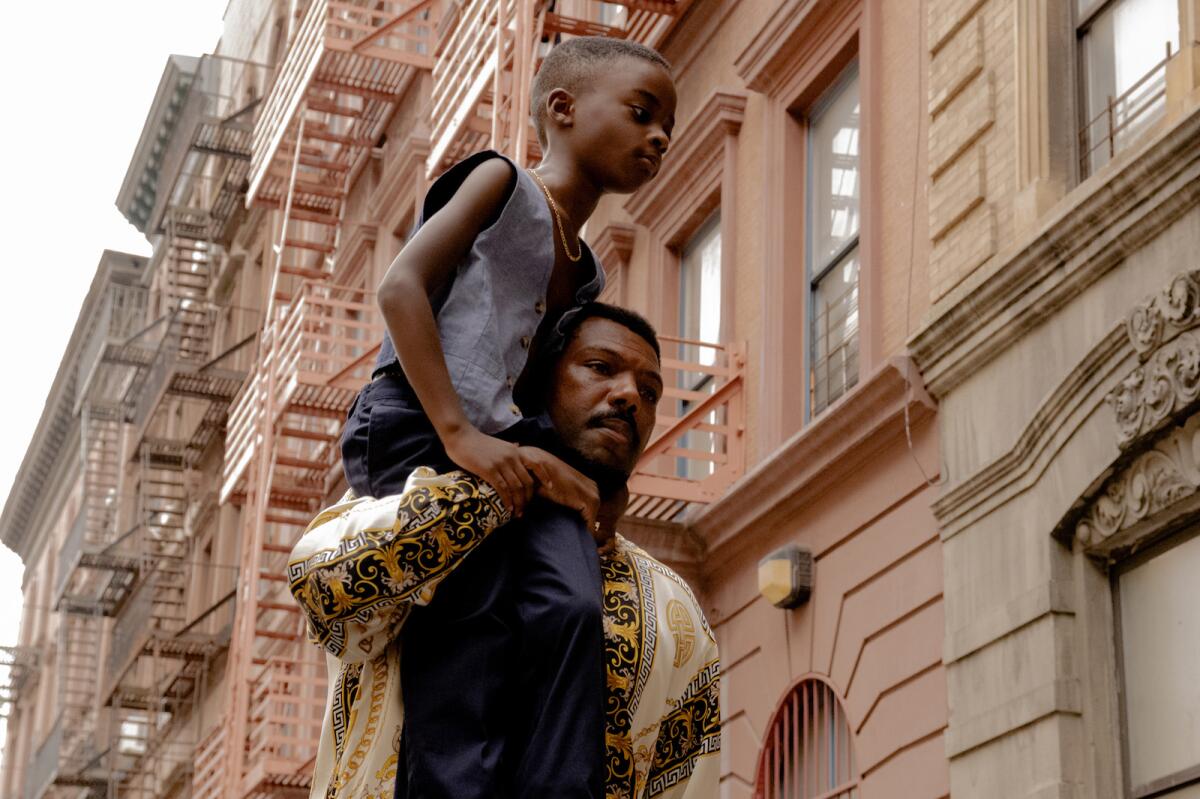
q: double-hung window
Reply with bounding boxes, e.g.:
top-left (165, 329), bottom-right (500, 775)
top-left (677, 214), bottom-right (722, 479)
top-left (1077, 0), bottom-right (1179, 176)
top-left (808, 65), bottom-right (861, 417)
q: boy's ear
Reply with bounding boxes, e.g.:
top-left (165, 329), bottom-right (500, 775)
top-left (546, 88), bottom-right (575, 132)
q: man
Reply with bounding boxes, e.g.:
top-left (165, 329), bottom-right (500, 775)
top-left (289, 304), bottom-right (720, 799)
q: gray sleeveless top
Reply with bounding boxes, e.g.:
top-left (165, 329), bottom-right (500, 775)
top-left (374, 150), bottom-right (606, 434)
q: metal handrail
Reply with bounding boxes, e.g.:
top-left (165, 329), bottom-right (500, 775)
top-left (1078, 42), bottom-right (1174, 175)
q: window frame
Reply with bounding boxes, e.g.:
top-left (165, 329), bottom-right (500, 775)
top-left (804, 62), bottom-right (862, 420)
top-left (1073, 0), bottom-right (1180, 179)
top-left (1111, 524), bottom-right (1200, 799)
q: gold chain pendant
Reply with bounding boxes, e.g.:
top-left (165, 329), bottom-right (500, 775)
top-left (528, 169), bottom-right (583, 262)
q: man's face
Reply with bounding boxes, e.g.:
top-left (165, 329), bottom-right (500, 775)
top-left (546, 317), bottom-right (663, 482)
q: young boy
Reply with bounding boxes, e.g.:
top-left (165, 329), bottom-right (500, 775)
top-left (339, 36), bottom-right (676, 798)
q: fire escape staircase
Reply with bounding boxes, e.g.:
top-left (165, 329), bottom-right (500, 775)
top-left (214, 3), bottom-right (437, 794)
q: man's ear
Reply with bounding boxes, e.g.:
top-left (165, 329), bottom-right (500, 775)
top-left (545, 88), bottom-right (575, 132)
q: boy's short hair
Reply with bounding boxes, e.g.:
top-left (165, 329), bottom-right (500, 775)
top-left (531, 36), bottom-right (671, 146)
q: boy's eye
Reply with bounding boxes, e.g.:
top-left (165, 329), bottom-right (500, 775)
top-left (631, 106), bottom-right (650, 122)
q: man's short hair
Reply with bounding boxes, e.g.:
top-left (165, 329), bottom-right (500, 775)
top-left (518, 302), bottom-right (661, 411)
top-left (531, 36), bottom-right (671, 146)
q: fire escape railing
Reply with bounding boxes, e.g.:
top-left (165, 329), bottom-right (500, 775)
top-left (625, 335), bottom-right (746, 520)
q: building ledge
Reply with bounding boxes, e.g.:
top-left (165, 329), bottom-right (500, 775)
top-left (909, 104), bottom-right (1200, 401)
top-left (689, 356), bottom-right (936, 567)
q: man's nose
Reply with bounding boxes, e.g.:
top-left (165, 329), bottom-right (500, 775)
top-left (607, 371), bottom-right (640, 410)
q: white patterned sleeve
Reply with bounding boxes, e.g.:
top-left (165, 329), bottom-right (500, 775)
top-left (287, 468), bottom-right (511, 663)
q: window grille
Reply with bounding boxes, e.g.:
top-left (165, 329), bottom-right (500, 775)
top-left (756, 678), bottom-right (859, 799)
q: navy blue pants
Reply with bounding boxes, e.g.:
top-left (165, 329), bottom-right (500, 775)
top-left (341, 374), bottom-right (604, 799)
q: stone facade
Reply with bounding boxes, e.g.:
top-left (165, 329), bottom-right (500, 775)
top-left (911, 0), bottom-right (1200, 796)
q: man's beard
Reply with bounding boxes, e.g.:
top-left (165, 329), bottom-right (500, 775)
top-left (558, 442), bottom-right (631, 499)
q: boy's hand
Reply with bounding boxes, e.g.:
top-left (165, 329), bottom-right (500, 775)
top-left (444, 427), bottom-right (535, 517)
top-left (518, 447), bottom-right (600, 535)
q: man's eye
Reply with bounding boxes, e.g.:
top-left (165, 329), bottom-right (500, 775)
top-left (640, 388), bottom-right (659, 403)
top-left (587, 361), bottom-right (612, 374)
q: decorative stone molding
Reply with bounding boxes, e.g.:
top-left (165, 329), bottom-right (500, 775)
top-left (1124, 270), bottom-right (1200, 358)
top-left (1107, 331), bottom-right (1200, 448)
top-left (623, 90), bottom-right (746, 239)
top-left (1101, 270), bottom-right (1200, 448)
top-left (735, 0), bottom-right (861, 96)
top-left (591, 223), bottom-right (636, 306)
top-left (1074, 414), bottom-right (1200, 547)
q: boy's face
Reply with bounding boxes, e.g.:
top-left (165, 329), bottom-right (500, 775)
top-left (568, 57), bottom-right (677, 194)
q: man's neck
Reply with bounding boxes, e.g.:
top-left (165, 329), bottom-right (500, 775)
top-left (532, 153), bottom-right (602, 235)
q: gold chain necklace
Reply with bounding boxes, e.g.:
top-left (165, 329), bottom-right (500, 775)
top-left (527, 168), bottom-right (583, 262)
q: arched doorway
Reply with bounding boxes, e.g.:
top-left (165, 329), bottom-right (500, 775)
top-left (755, 676), bottom-right (859, 799)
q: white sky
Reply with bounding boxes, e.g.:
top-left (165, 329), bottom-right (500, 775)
top-left (0, 0), bottom-right (228, 768)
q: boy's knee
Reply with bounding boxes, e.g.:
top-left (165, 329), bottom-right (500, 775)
top-left (526, 576), bottom-right (602, 645)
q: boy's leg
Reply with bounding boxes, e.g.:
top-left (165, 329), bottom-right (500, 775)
top-left (505, 502), bottom-right (605, 798)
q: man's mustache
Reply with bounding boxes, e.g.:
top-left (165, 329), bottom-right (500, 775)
top-left (587, 409), bottom-right (640, 449)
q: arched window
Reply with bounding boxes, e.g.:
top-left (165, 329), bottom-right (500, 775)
top-left (756, 677), bottom-right (859, 799)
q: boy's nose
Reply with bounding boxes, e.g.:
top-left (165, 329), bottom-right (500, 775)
top-left (648, 128), bottom-right (669, 155)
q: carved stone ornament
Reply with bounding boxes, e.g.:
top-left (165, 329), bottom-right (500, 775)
top-left (1106, 330), bottom-right (1200, 447)
top-left (1125, 270), bottom-right (1200, 358)
top-left (1108, 270), bottom-right (1200, 448)
top-left (1076, 414), bottom-right (1200, 547)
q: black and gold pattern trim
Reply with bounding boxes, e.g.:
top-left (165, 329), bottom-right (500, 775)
top-left (602, 546), bottom-right (644, 799)
top-left (288, 472), bottom-right (510, 658)
top-left (645, 659), bottom-right (721, 797)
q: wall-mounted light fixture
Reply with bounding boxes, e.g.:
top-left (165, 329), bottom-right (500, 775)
top-left (758, 544), bottom-right (813, 609)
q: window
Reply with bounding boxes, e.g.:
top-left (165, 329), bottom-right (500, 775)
top-left (1077, 0), bottom-right (1179, 176)
top-left (808, 66), bottom-right (861, 417)
top-left (677, 215), bottom-right (722, 479)
top-left (756, 678), bottom-right (859, 799)
top-left (1115, 530), bottom-right (1200, 798)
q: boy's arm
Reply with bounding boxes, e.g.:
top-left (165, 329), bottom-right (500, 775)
top-left (287, 469), bottom-right (512, 663)
top-left (377, 157), bottom-right (534, 515)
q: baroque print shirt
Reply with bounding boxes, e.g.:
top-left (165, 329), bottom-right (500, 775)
top-left (288, 469), bottom-right (721, 798)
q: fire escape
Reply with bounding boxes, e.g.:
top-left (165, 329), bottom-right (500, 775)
top-left (34, 262), bottom-right (155, 799)
top-left (103, 54), bottom-right (271, 799)
top-left (215, 2), bottom-right (436, 796)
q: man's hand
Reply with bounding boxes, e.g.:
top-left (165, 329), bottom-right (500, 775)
top-left (518, 447), bottom-right (600, 535)
top-left (443, 427), bottom-right (535, 517)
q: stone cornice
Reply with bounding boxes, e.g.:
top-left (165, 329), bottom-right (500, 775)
top-left (734, 0), bottom-right (860, 96)
top-left (689, 357), bottom-right (936, 566)
top-left (0, 251), bottom-right (148, 560)
top-left (909, 106), bottom-right (1200, 400)
top-left (623, 90), bottom-right (746, 239)
top-left (590, 222), bottom-right (637, 269)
